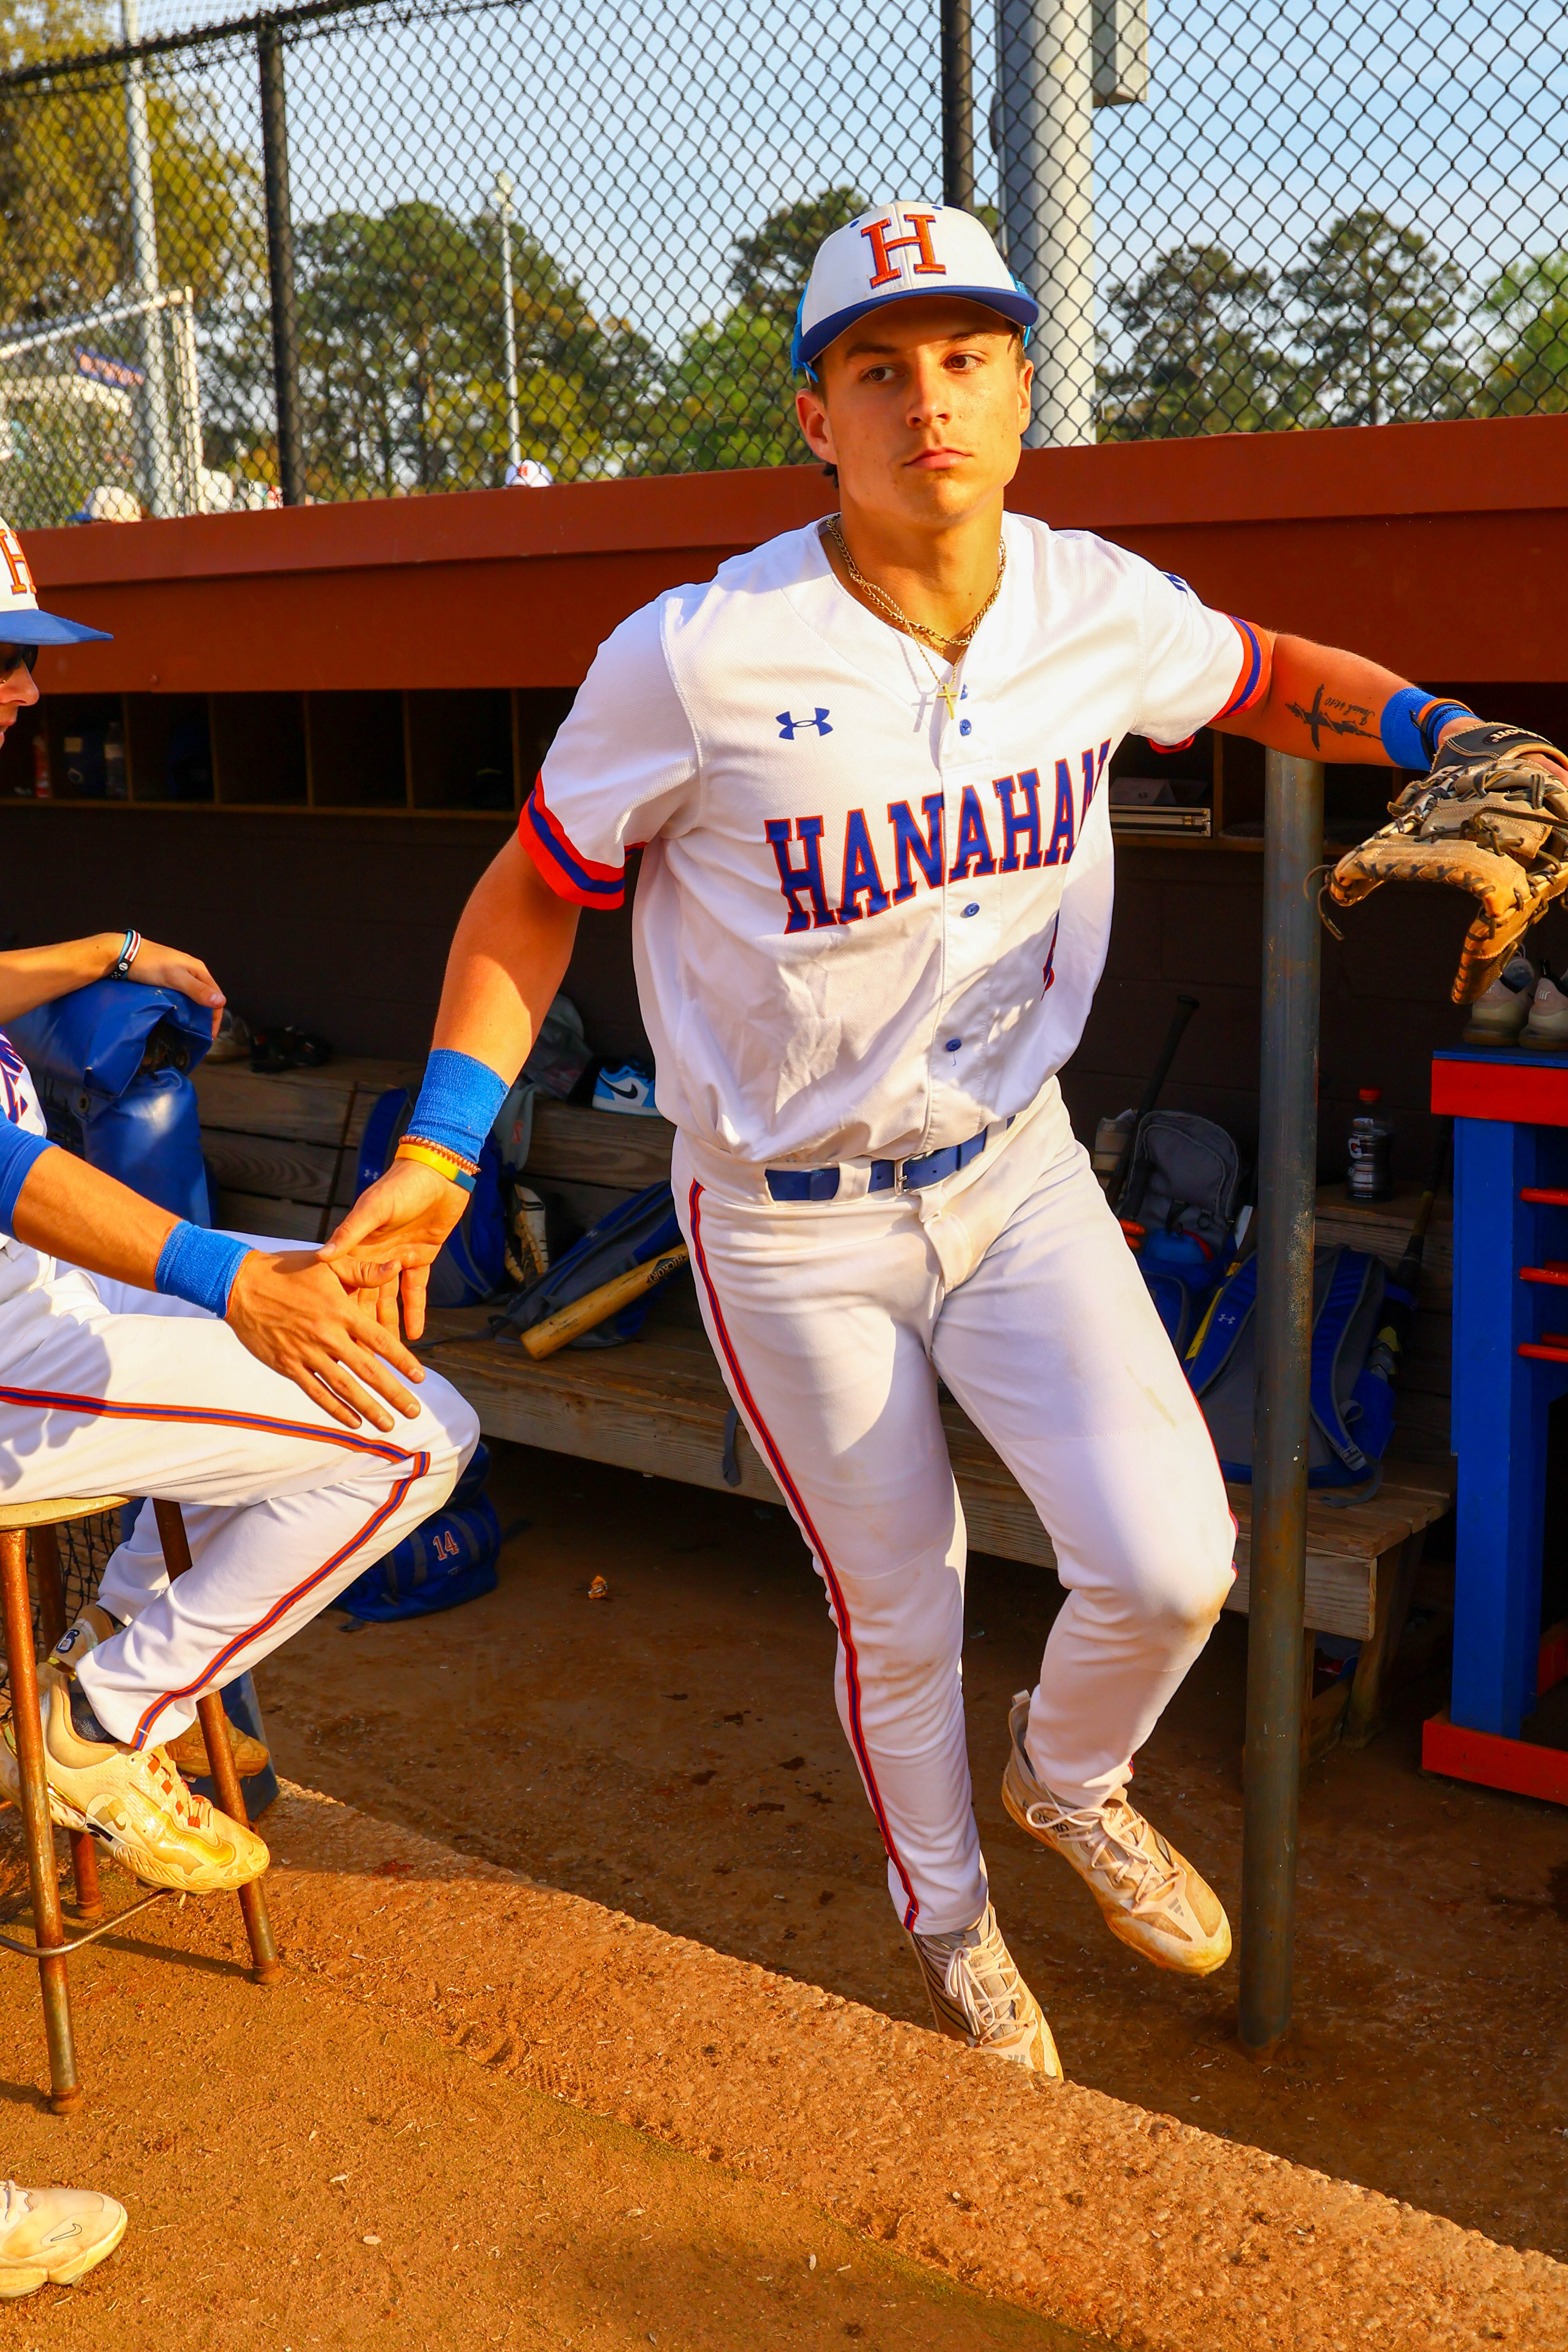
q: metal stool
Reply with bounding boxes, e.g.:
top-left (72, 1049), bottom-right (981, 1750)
top-left (0, 1495), bottom-right (281, 2112)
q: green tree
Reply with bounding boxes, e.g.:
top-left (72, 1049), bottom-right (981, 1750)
top-left (281, 199), bottom-right (654, 496)
top-left (1474, 255), bottom-right (1568, 415)
top-left (1097, 243), bottom-right (1298, 439)
top-left (656, 185), bottom-right (865, 472)
top-left (1282, 209), bottom-right (1471, 426)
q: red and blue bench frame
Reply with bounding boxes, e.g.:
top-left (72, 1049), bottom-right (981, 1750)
top-left (1427, 1047), bottom-right (1568, 1803)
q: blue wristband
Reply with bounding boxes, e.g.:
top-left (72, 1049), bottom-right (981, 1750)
top-left (1380, 687), bottom-right (1475, 770)
top-left (409, 1047), bottom-right (510, 1166)
top-left (155, 1222), bottom-right (251, 1317)
top-left (0, 1125), bottom-right (55, 1233)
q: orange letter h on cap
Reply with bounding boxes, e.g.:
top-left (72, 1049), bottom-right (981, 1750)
top-left (859, 212), bottom-right (947, 289)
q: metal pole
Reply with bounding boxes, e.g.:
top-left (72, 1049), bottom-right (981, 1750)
top-left (1239, 750), bottom-right (1324, 2057)
top-left (121, 0), bottom-right (177, 514)
top-left (257, 21), bottom-right (306, 506)
top-left (495, 170), bottom-right (522, 479)
top-left (995, 0), bottom-right (1097, 445)
top-left (170, 289), bottom-right (204, 510)
top-left (941, 0), bottom-right (975, 211)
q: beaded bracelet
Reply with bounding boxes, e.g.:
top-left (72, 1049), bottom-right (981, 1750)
top-left (395, 1137), bottom-right (479, 1194)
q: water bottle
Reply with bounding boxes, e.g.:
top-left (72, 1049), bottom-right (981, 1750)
top-left (1347, 1087), bottom-right (1393, 1203)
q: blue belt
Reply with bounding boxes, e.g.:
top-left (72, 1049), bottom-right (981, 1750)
top-left (765, 1125), bottom-right (991, 1205)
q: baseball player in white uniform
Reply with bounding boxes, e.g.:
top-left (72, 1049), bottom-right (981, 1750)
top-left (0, 524), bottom-right (479, 1897)
top-left (336, 207), bottom-right (1496, 2075)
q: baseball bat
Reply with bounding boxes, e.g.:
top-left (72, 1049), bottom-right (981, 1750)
top-left (520, 1245), bottom-right (690, 1359)
top-left (1112, 993), bottom-right (1201, 1214)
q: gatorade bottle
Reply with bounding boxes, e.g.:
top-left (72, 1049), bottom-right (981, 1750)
top-left (1347, 1088), bottom-right (1393, 1203)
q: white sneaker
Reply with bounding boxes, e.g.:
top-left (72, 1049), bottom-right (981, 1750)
top-left (1001, 1691), bottom-right (1231, 1976)
top-left (0, 2179), bottom-right (126, 2297)
top-left (2, 1666), bottom-right (269, 1896)
top-left (1463, 956), bottom-right (1535, 1045)
top-left (592, 1062), bottom-right (661, 1117)
top-left (1523, 972), bottom-right (1568, 1048)
top-left (911, 1900), bottom-right (1063, 2079)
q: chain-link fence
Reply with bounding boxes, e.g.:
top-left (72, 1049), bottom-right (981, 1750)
top-left (2, 0), bottom-right (1567, 523)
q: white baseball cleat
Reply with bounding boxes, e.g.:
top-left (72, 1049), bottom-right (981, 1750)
top-left (911, 1900), bottom-right (1063, 2080)
top-left (1002, 1691), bottom-right (1231, 1977)
top-left (1523, 970), bottom-right (1568, 1049)
top-left (1463, 955), bottom-right (1535, 1045)
top-left (2, 1666), bottom-right (269, 1897)
top-left (0, 2178), bottom-right (127, 2298)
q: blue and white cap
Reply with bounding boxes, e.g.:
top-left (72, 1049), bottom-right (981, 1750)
top-left (0, 517), bottom-right (111, 645)
top-left (791, 202), bottom-right (1038, 376)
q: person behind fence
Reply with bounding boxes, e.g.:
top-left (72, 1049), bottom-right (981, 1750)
top-left (0, 521), bottom-right (479, 1897)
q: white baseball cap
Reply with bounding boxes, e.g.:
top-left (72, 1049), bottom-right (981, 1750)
top-left (791, 201), bottom-right (1038, 376)
top-left (0, 516), bottom-right (112, 646)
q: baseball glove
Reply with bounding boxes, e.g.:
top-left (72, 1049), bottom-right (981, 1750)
top-left (1328, 722), bottom-right (1568, 1004)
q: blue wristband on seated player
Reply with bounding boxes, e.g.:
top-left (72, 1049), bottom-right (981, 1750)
top-left (1380, 687), bottom-right (1475, 770)
top-left (155, 1222), bottom-right (251, 1317)
top-left (0, 1125), bottom-right (56, 1234)
top-left (408, 1047), bottom-right (510, 1167)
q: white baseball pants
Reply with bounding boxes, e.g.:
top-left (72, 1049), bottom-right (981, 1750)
top-left (674, 1091), bottom-right (1236, 1937)
top-left (0, 1237), bottom-right (479, 1749)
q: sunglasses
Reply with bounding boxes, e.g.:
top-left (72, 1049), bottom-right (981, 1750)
top-left (0, 644), bottom-right (38, 681)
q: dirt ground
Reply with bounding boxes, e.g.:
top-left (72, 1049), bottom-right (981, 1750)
top-left (0, 1814), bottom-right (1092, 2352)
top-left (253, 1437), bottom-right (1568, 2264)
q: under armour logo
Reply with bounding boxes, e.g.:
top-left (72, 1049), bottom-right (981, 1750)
top-left (777, 708), bottom-right (833, 740)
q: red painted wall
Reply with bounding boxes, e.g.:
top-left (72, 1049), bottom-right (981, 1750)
top-left (21, 411), bottom-right (1568, 695)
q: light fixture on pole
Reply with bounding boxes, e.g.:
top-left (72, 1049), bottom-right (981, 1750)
top-left (495, 169), bottom-right (522, 481)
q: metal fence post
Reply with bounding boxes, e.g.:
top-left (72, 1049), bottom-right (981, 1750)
top-left (257, 20), bottom-right (305, 506)
top-left (994, 0), bottom-right (1096, 445)
top-left (120, 0), bottom-right (178, 515)
top-left (1240, 749), bottom-right (1324, 2056)
top-left (495, 169), bottom-right (523, 480)
top-left (940, 0), bottom-right (974, 211)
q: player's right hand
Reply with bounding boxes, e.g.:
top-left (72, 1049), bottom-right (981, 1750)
top-left (128, 936), bottom-right (227, 1035)
top-left (323, 1160), bottom-right (468, 1343)
top-left (225, 1247), bottom-right (426, 1432)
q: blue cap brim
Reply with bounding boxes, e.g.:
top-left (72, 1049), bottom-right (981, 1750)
top-left (794, 281), bottom-right (1040, 371)
top-left (0, 610), bottom-right (113, 645)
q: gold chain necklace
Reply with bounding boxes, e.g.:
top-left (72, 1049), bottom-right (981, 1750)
top-left (824, 513), bottom-right (1006, 720)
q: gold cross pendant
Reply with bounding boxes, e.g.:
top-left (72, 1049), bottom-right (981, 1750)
top-left (938, 682), bottom-right (957, 720)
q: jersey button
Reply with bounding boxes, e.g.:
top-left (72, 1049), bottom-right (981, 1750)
top-left (962, 902), bottom-right (979, 917)
top-left (945, 1037), bottom-right (962, 1052)
top-left (958, 719), bottom-right (972, 736)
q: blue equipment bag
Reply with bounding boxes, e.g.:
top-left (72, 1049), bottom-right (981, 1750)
top-left (336, 1442), bottom-right (502, 1622)
top-left (1124, 1111), bottom-right (1240, 1355)
top-left (492, 1181), bottom-right (684, 1350)
top-left (1184, 1244), bottom-right (1409, 1487)
top-left (9, 978), bottom-right (215, 1224)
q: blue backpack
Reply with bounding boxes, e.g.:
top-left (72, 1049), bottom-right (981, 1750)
top-left (492, 1181), bottom-right (684, 1350)
top-left (1183, 1245), bottom-right (1408, 1487)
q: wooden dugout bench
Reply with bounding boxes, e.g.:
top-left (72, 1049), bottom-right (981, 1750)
top-left (191, 1062), bottom-right (1454, 1756)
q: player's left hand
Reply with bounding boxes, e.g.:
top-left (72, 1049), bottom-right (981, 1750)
top-left (323, 1158), bottom-right (469, 1344)
top-left (131, 937), bottom-right (227, 1035)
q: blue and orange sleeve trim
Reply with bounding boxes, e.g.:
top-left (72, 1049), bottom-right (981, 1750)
top-left (519, 777), bottom-right (626, 909)
top-left (1213, 617), bottom-right (1272, 721)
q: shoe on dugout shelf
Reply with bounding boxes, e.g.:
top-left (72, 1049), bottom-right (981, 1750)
top-left (592, 1061), bottom-right (661, 1116)
top-left (911, 1900), bottom-right (1063, 2080)
top-left (1001, 1691), bottom-right (1231, 1977)
top-left (52, 1606), bottom-right (270, 1780)
top-left (1523, 971), bottom-right (1568, 1049)
top-left (2, 1665), bottom-right (269, 1896)
top-left (0, 2179), bottom-right (127, 2299)
top-left (1463, 955), bottom-right (1535, 1045)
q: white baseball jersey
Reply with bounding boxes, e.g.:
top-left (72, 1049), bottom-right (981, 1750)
top-left (523, 513), bottom-right (1267, 1167)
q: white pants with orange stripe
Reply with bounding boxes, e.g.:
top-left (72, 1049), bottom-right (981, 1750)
top-left (0, 1236), bottom-right (479, 1751)
top-left (673, 1084), bottom-right (1236, 1938)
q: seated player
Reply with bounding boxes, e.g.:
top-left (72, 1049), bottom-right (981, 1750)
top-left (0, 523), bottom-right (478, 1894)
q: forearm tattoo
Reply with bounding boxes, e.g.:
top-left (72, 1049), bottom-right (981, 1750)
top-left (1285, 684), bottom-right (1379, 751)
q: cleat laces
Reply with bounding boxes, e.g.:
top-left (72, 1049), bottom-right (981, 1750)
top-left (1026, 1792), bottom-right (1184, 1917)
